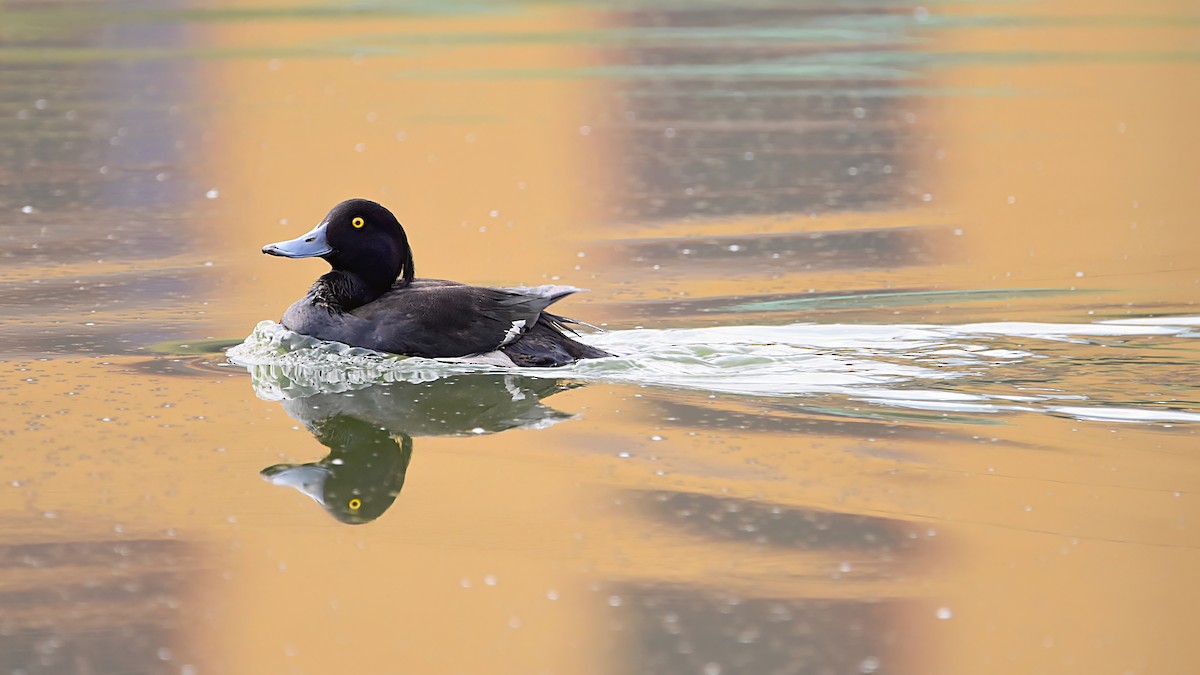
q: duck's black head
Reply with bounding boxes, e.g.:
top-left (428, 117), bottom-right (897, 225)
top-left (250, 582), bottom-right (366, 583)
top-left (262, 198), bottom-right (415, 294)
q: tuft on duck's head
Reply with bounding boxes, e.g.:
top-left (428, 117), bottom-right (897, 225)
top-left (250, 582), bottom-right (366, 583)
top-left (262, 198), bottom-right (415, 289)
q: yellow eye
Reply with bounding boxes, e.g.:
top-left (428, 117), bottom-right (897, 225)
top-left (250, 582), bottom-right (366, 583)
top-left (348, 498), bottom-right (362, 510)
top-left (352, 216), bottom-right (365, 229)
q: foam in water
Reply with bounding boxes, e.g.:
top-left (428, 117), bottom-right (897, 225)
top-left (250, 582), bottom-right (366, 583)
top-left (226, 318), bottom-right (1200, 424)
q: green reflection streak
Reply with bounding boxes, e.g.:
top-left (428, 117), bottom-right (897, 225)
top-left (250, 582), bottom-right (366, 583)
top-left (148, 338), bottom-right (245, 356)
top-left (721, 288), bottom-right (1075, 313)
top-left (795, 402), bottom-right (1005, 426)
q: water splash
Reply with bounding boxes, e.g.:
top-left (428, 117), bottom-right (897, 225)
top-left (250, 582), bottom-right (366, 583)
top-left (226, 318), bottom-right (1200, 424)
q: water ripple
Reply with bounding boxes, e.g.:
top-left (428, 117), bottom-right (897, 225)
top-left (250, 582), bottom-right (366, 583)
top-left (226, 318), bottom-right (1200, 424)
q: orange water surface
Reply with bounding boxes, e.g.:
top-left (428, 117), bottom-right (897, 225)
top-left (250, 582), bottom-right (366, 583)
top-left (0, 1), bottom-right (1197, 673)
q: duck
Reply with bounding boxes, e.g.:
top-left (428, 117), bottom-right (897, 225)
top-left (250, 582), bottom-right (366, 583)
top-left (261, 198), bottom-right (612, 367)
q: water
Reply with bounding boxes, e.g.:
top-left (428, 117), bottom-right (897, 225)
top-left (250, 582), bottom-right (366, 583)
top-left (2, 1), bottom-right (1199, 674)
top-left (233, 318), bottom-right (1200, 420)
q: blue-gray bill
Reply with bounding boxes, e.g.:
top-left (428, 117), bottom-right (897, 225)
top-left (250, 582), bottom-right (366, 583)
top-left (262, 221), bottom-right (332, 258)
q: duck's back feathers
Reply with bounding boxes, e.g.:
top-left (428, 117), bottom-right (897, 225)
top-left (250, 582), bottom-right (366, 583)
top-left (265, 200), bottom-right (610, 366)
top-left (282, 280), bottom-right (608, 364)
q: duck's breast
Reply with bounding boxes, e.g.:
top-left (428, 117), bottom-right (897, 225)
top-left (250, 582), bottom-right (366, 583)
top-left (281, 299), bottom-right (365, 346)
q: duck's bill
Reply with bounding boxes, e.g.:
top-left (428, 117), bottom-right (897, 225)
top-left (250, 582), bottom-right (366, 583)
top-left (261, 463), bottom-right (330, 505)
top-left (262, 222), bottom-right (333, 258)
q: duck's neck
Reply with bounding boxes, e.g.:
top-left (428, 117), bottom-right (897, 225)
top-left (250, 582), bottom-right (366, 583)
top-left (308, 271), bottom-right (389, 311)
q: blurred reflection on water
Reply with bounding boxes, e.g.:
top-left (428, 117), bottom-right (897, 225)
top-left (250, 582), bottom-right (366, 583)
top-left (0, 3), bottom-right (206, 357)
top-left (261, 374), bottom-right (578, 523)
top-left (1, 1), bottom-right (1198, 674)
top-left (598, 6), bottom-right (927, 225)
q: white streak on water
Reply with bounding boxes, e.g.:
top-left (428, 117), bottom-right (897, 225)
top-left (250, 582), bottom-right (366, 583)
top-left (1048, 407), bottom-right (1200, 423)
top-left (226, 317), bottom-right (1200, 424)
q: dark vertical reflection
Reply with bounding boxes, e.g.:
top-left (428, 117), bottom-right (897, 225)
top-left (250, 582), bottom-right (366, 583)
top-left (603, 5), bottom-right (923, 223)
top-left (618, 589), bottom-right (905, 675)
top-left (0, 5), bottom-right (202, 354)
top-left (0, 5), bottom-right (204, 674)
top-left (609, 490), bottom-right (928, 674)
top-left (0, 538), bottom-right (199, 675)
top-left (593, 5), bottom-right (932, 671)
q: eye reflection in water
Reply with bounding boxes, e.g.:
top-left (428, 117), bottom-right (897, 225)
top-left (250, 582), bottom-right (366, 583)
top-left (256, 374), bottom-right (581, 524)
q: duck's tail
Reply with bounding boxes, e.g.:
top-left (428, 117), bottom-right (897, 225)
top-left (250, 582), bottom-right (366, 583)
top-left (501, 313), bottom-right (612, 367)
top-left (542, 311), bottom-right (604, 336)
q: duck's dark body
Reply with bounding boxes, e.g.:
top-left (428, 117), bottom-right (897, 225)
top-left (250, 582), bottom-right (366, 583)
top-left (282, 277), bottom-right (608, 366)
top-left (264, 200), bottom-right (610, 367)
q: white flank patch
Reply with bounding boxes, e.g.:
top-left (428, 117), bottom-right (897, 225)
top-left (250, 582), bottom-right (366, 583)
top-left (501, 319), bottom-right (527, 346)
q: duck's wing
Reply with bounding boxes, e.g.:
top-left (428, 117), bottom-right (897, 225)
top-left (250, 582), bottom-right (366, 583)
top-left (348, 283), bottom-right (586, 358)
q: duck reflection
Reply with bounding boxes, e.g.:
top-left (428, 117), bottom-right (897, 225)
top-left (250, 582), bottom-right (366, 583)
top-left (260, 374), bottom-right (580, 524)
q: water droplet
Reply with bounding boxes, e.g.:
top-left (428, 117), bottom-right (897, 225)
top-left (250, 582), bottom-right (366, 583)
top-left (547, 589), bottom-right (559, 600)
top-left (608, 595), bottom-right (622, 607)
top-left (20, 205), bottom-right (34, 214)
top-left (484, 575), bottom-right (497, 586)
top-left (936, 606), bottom-right (953, 620)
top-left (859, 656), bottom-right (881, 673)
top-left (205, 188), bottom-right (219, 199)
